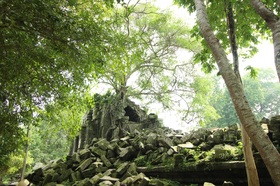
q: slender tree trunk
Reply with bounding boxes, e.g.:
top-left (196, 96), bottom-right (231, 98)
top-left (241, 125), bottom-right (260, 186)
top-left (225, 2), bottom-right (260, 185)
top-left (20, 125), bottom-right (30, 181)
top-left (194, 0), bottom-right (280, 185)
top-left (250, 0), bottom-right (280, 82)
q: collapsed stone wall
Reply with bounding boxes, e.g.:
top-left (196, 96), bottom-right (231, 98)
top-left (26, 125), bottom-right (274, 186)
top-left (68, 94), bottom-right (162, 156)
top-left (26, 91), bottom-right (280, 186)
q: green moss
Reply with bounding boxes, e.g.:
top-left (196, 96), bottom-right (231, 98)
top-left (134, 155), bottom-right (147, 166)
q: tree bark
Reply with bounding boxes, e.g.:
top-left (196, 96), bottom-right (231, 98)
top-left (250, 0), bottom-right (280, 82)
top-left (241, 125), bottom-right (260, 186)
top-left (225, 2), bottom-right (260, 185)
top-left (20, 125), bottom-right (30, 181)
top-left (194, 0), bottom-right (280, 185)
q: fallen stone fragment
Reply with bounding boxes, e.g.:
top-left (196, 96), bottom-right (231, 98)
top-left (75, 158), bottom-right (93, 171)
top-left (90, 173), bottom-right (103, 185)
top-left (101, 155), bottom-right (112, 168)
top-left (99, 180), bottom-right (113, 186)
top-left (204, 182), bottom-right (216, 186)
top-left (116, 162), bottom-right (129, 176)
top-left (79, 148), bottom-right (91, 160)
top-left (99, 175), bottom-right (119, 183)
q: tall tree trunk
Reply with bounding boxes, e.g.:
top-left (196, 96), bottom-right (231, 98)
top-left (250, 0), bottom-right (280, 82)
top-left (20, 125), bottom-right (30, 181)
top-left (241, 126), bottom-right (260, 186)
top-left (225, 2), bottom-right (260, 185)
top-left (194, 0), bottom-right (280, 185)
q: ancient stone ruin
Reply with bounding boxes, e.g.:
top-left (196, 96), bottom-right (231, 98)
top-left (68, 94), bottom-right (161, 155)
top-left (26, 94), bottom-right (280, 186)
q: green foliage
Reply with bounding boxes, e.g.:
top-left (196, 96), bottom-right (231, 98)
top-left (243, 68), bottom-right (280, 117)
top-left (245, 66), bottom-right (259, 78)
top-left (207, 68), bottom-right (280, 127)
top-left (95, 2), bottom-right (199, 100)
top-left (29, 125), bottom-right (70, 164)
top-left (0, 0), bottom-right (111, 169)
top-left (27, 91), bottom-right (94, 165)
top-left (90, 1), bottom-right (210, 127)
top-left (184, 75), bottom-right (221, 126)
top-left (174, 0), bottom-right (270, 73)
top-left (1, 151), bottom-right (33, 183)
top-left (134, 155), bottom-right (148, 167)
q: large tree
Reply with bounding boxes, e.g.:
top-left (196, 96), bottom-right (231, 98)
top-left (190, 0), bottom-right (280, 184)
top-left (93, 1), bottom-right (218, 124)
top-left (0, 0), bottom-right (110, 173)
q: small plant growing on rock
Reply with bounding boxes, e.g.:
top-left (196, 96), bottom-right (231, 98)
top-left (134, 155), bottom-right (147, 167)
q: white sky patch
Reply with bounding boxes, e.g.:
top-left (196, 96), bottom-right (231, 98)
top-left (240, 40), bottom-right (276, 76)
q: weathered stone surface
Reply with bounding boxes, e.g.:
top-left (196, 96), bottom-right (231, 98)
top-left (209, 129), bottom-right (224, 144)
top-left (121, 177), bottom-right (134, 185)
top-left (177, 142), bottom-right (196, 153)
top-left (69, 172), bottom-right (78, 182)
top-left (158, 136), bottom-right (173, 148)
top-left (203, 182), bottom-right (215, 186)
top-left (99, 180), bottom-right (113, 185)
top-left (75, 158), bottom-right (93, 171)
top-left (99, 175), bottom-right (119, 183)
top-left (116, 162), bottom-right (130, 176)
top-left (101, 155), bottom-right (112, 168)
top-left (223, 129), bottom-right (237, 143)
top-left (126, 162), bottom-right (137, 175)
top-left (79, 148), bottom-right (91, 160)
top-left (58, 168), bottom-right (72, 182)
top-left (167, 148), bottom-right (175, 155)
top-left (146, 133), bottom-right (157, 146)
top-left (73, 178), bottom-right (93, 186)
top-left (90, 173), bottom-right (103, 185)
top-left (90, 146), bottom-right (106, 157)
top-left (81, 168), bottom-right (95, 178)
top-left (103, 169), bottom-right (117, 177)
top-left (71, 153), bottom-right (81, 164)
top-left (42, 173), bottom-right (53, 185)
top-left (123, 172), bottom-right (149, 186)
top-left (51, 172), bottom-right (60, 182)
top-left (118, 147), bottom-right (135, 161)
top-left (92, 161), bottom-right (103, 168)
top-left (95, 139), bottom-right (111, 151)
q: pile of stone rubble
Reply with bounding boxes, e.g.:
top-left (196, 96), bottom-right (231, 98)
top-left (26, 125), bottom-right (244, 186)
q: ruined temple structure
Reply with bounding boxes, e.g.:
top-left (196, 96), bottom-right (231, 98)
top-left (68, 94), bottom-right (162, 156)
top-left (26, 92), bottom-right (280, 185)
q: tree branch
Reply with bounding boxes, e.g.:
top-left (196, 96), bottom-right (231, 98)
top-left (250, 0), bottom-right (279, 26)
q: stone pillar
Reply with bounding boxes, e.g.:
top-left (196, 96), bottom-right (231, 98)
top-left (86, 109), bottom-right (94, 145)
top-left (74, 135), bottom-right (79, 152)
top-left (79, 125), bottom-right (87, 149)
top-left (68, 139), bottom-right (75, 156)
